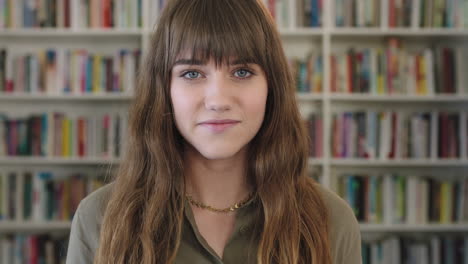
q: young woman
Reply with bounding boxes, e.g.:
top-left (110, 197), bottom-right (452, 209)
top-left (66, 0), bottom-right (361, 263)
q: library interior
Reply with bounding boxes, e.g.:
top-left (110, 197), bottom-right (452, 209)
top-left (0, 0), bottom-right (468, 263)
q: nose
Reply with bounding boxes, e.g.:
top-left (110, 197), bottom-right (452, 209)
top-left (204, 74), bottom-right (232, 112)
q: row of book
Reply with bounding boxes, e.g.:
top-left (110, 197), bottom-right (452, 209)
top-left (0, 112), bottom-right (128, 158)
top-left (339, 173), bottom-right (468, 224)
top-left (305, 113), bottom-right (323, 158)
top-left (332, 110), bottom-right (468, 159)
top-left (150, 0), bottom-right (323, 29)
top-left (330, 39), bottom-right (468, 95)
top-left (0, 0), bottom-right (142, 29)
top-left (0, 48), bottom-right (140, 95)
top-left (362, 235), bottom-right (468, 264)
top-left (335, 0), bottom-right (468, 28)
top-left (289, 54), bottom-right (323, 93)
top-left (1, 234), bottom-right (68, 264)
top-left (0, 170), bottom-right (106, 221)
top-left (261, 0), bottom-right (322, 28)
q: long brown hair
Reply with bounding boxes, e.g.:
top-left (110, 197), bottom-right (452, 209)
top-left (94, 0), bottom-right (331, 263)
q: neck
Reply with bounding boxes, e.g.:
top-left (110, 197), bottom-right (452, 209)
top-left (184, 145), bottom-right (252, 210)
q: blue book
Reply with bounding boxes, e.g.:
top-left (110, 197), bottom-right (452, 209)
top-left (444, 237), bottom-right (455, 264)
top-left (335, 0), bottom-right (344, 26)
top-left (41, 113), bottom-right (48, 156)
top-left (311, 0), bottom-right (320, 27)
top-left (86, 55), bottom-right (93, 93)
top-left (64, 51), bottom-right (71, 93)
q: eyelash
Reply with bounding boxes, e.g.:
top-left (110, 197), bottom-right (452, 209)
top-left (179, 68), bottom-right (255, 80)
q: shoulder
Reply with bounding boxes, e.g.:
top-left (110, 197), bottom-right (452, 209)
top-left (314, 182), bottom-right (362, 264)
top-left (78, 182), bottom-right (114, 220)
top-left (66, 183), bottom-right (114, 263)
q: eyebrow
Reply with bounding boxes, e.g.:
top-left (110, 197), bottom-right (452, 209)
top-left (173, 58), bottom-right (257, 67)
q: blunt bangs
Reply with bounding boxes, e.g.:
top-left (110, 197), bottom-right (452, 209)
top-left (166, 0), bottom-right (269, 69)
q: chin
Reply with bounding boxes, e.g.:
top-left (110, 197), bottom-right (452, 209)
top-left (196, 145), bottom-right (244, 160)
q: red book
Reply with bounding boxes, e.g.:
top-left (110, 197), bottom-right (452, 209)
top-left (356, 52), bottom-right (363, 93)
top-left (347, 52), bottom-right (354, 93)
top-left (103, 0), bottom-right (111, 28)
top-left (80, 51), bottom-right (87, 94)
top-left (30, 236), bottom-right (38, 264)
top-left (64, 0), bottom-right (70, 27)
top-left (389, 0), bottom-right (396, 27)
top-left (78, 118), bottom-right (85, 157)
top-left (415, 55), bottom-right (421, 94)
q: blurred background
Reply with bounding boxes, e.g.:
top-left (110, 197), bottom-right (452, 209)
top-left (0, 0), bottom-right (468, 263)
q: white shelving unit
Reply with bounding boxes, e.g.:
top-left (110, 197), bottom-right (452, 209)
top-left (0, 221), bottom-right (71, 233)
top-left (1, 0), bottom-right (468, 238)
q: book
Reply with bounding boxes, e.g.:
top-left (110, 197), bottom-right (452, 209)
top-left (339, 173), bottom-right (468, 224)
top-left (0, 111), bottom-right (128, 159)
top-left (0, 48), bottom-right (141, 95)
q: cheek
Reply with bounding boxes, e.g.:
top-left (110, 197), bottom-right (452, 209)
top-left (170, 84), bottom-right (193, 130)
top-left (246, 83), bottom-right (268, 120)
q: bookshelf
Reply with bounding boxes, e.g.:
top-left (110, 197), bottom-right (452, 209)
top-left (1, 0), bottom-right (468, 262)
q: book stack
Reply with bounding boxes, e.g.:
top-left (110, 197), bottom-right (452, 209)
top-left (0, 0), bottom-right (143, 29)
top-left (362, 235), bottom-right (468, 264)
top-left (330, 38), bottom-right (468, 95)
top-left (334, 0), bottom-right (468, 28)
top-left (305, 113), bottom-right (323, 158)
top-left (0, 48), bottom-right (140, 95)
top-left (1, 234), bottom-right (68, 264)
top-left (338, 173), bottom-right (468, 224)
top-left (0, 171), bottom-right (106, 221)
top-left (331, 110), bottom-right (467, 160)
top-left (289, 54), bottom-right (323, 94)
top-left (0, 112), bottom-right (128, 159)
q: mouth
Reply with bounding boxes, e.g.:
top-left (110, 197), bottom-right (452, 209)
top-left (199, 120), bottom-right (240, 133)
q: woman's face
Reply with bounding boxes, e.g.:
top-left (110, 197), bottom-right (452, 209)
top-left (170, 55), bottom-right (268, 160)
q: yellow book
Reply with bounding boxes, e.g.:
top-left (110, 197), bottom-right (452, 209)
top-left (62, 118), bottom-right (69, 157)
top-left (63, 180), bottom-right (70, 220)
top-left (418, 55), bottom-right (427, 95)
top-left (314, 72), bottom-right (322, 93)
top-left (440, 182), bottom-right (450, 223)
top-left (69, 119), bottom-right (74, 157)
top-left (93, 54), bottom-right (102, 93)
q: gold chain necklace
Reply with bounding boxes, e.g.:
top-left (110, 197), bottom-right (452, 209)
top-left (186, 192), bottom-right (256, 213)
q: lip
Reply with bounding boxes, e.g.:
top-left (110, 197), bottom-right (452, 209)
top-left (199, 119), bottom-right (240, 133)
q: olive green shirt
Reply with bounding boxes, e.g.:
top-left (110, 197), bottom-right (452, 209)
top-left (65, 183), bottom-right (362, 264)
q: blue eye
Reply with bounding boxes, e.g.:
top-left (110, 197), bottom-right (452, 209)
top-left (183, 71), bottom-right (201, 79)
top-left (234, 69), bottom-right (253, 78)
